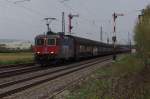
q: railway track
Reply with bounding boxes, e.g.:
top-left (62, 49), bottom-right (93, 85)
top-left (0, 63), bottom-right (36, 76)
top-left (0, 63), bottom-right (35, 70)
top-left (0, 65), bottom-right (41, 78)
top-left (0, 62), bottom-right (71, 78)
top-left (0, 56), bottom-right (112, 98)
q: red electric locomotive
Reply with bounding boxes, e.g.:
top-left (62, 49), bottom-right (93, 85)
top-left (33, 31), bottom-right (114, 65)
top-left (33, 31), bottom-right (75, 65)
top-left (33, 30), bottom-right (130, 65)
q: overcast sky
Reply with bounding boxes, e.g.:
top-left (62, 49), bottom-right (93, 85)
top-left (0, 0), bottom-right (150, 44)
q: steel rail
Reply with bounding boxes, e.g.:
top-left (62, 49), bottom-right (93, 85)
top-left (0, 63), bottom-right (35, 70)
top-left (0, 56), bottom-right (112, 98)
top-left (0, 56), bottom-right (106, 88)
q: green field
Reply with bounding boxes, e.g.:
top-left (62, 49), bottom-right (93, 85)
top-left (0, 52), bottom-right (34, 65)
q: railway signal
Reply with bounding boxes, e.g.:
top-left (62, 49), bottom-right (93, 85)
top-left (68, 14), bottom-right (79, 34)
top-left (112, 12), bottom-right (124, 60)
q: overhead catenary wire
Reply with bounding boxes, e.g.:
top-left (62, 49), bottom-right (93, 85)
top-left (14, 0), bottom-right (31, 4)
top-left (0, 0), bottom-right (47, 36)
top-left (57, 0), bottom-right (116, 42)
top-left (4, 0), bottom-right (46, 17)
top-left (57, 0), bottom-right (101, 36)
top-left (0, 1), bottom-right (35, 26)
top-left (3, 0), bottom-right (145, 26)
top-left (3, 0), bottom-right (143, 42)
top-left (3, 0), bottom-right (61, 31)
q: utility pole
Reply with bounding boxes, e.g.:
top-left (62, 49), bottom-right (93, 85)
top-left (44, 17), bottom-right (56, 33)
top-left (62, 12), bottom-right (65, 34)
top-left (128, 32), bottom-right (130, 48)
top-left (128, 32), bottom-right (132, 50)
top-left (107, 37), bottom-right (109, 44)
top-left (68, 13), bottom-right (79, 34)
top-left (100, 26), bottom-right (103, 42)
top-left (112, 12), bottom-right (124, 60)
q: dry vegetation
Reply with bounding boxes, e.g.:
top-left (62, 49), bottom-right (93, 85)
top-left (0, 52), bottom-right (34, 65)
top-left (134, 5), bottom-right (150, 67)
top-left (66, 55), bottom-right (150, 99)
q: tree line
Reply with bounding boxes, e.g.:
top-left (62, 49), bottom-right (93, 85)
top-left (134, 5), bottom-right (150, 67)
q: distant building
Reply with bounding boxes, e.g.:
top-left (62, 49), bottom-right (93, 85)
top-left (0, 39), bottom-right (32, 50)
top-left (0, 44), bottom-right (6, 48)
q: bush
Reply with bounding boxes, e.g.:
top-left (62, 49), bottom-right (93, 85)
top-left (134, 5), bottom-right (150, 67)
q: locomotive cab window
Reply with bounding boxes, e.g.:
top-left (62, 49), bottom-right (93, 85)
top-left (36, 39), bottom-right (44, 45)
top-left (48, 38), bottom-right (56, 45)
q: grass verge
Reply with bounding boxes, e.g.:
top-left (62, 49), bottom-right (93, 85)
top-left (65, 54), bottom-right (150, 99)
top-left (0, 52), bottom-right (34, 65)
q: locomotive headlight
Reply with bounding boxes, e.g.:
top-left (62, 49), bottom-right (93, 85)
top-left (50, 51), bottom-right (54, 54)
top-left (37, 52), bottom-right (40, 54)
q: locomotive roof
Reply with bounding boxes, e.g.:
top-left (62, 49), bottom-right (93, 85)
top-left (35, 33), bottom-right (60, 38)
top-left (35, 33), bottom-right (112, 47)
top-left (66, 35), bottom-right (112, 47)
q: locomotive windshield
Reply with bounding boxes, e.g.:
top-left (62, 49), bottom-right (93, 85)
top-left (48, 38), bottom-right (56, 45)
top-left (35, 38), bottom-right (44, 46)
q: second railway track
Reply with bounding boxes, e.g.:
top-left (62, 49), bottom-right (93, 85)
top-left (0, 56), bottom-right (112, 98)
top-left (0, 63), bottom-right (35, 70)
top-left (0, 62), bottom-right (72, 78)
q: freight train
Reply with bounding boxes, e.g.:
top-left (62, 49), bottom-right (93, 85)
top-left (33, 31), bottom-right (129, 65)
